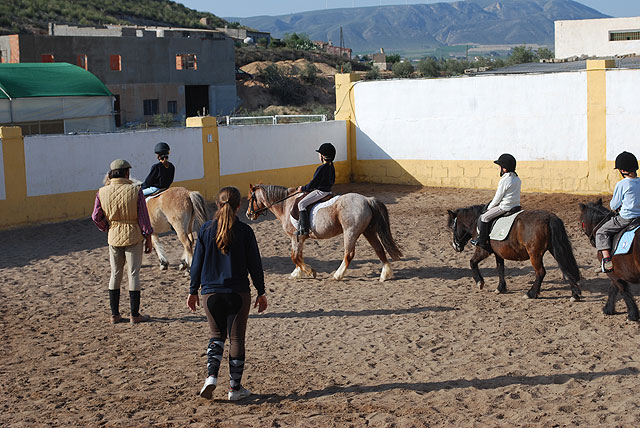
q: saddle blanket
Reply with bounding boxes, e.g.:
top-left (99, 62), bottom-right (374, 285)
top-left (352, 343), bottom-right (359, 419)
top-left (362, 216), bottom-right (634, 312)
top-left (613, 226), bottom-right (640, 256)
top-left (489, 211), bottom-right (524, 241)
top-left (290, 195), bottom-right (340, 231)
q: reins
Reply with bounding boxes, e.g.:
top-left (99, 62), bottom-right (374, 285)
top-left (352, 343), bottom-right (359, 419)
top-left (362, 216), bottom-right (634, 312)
top-left (248, 187), bottom-right (301, 217)
top-left (584, 208), bottom-right (614, 247)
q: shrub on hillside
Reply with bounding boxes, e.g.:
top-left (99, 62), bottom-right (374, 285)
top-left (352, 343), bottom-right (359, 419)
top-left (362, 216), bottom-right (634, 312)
top-left (392, 61), bottom-right (414, 78)
top-left (258, 64), bottom-right (305, 105)
top-left (301, 64), bottom-right (319, 84)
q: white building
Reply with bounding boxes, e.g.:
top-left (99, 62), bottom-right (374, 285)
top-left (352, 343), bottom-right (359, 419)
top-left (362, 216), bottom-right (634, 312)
top-left (556, 17), bottom-right (640, 59)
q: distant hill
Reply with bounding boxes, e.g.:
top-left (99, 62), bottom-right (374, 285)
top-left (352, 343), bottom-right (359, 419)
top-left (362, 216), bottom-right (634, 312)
top-left (0, 0), bottom-right (227, 35)
top-left (227, 0), bottom-right (608, 53)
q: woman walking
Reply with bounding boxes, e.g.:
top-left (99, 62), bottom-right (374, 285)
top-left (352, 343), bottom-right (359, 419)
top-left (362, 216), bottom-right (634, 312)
top-left (187, 187), bottom-right (268, 401)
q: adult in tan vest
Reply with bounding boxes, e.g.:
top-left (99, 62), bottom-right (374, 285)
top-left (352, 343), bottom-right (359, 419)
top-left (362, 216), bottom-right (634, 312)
top-left (92, 159), bottom-right (154, 324)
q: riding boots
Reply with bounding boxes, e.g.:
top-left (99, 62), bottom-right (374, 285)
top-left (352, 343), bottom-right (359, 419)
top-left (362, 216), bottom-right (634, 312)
top-left (470, 221), bottom-right (491, 251)
top-left (297, 210), bottom-right (310, 237)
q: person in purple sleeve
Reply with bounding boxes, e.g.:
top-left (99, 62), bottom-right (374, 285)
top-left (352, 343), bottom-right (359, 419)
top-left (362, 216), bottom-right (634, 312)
top-left (92, 159), bottom-right (154, 324)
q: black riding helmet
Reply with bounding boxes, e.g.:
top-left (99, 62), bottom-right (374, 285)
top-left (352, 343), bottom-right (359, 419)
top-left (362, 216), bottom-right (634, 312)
top-left (316, 142), bottom-right (336, 161)
top-left (494, 153), bottom-right (516, 172)
top-left (615, 151), bottom-right (638, 172)
top-left (154, 141), bottom-right (170, 155)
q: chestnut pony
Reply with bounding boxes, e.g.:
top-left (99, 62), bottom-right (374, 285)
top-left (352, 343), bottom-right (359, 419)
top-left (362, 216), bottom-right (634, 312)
top-left (247, 184), bottom-right (402, 282)
top-left (579, 199), bottom-right (640, 321)
top-left (447, 205), bottom-right (581, 301)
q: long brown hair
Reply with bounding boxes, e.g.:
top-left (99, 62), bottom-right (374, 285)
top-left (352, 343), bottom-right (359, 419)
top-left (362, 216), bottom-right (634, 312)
top-left (213, 187), bottom-right (241, 254)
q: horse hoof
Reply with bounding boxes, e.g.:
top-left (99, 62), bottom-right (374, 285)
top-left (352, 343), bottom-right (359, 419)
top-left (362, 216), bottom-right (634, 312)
top-left (160, 263), bottom-right (168, 271)
top-left (475, 281), bottom-right (484, 290)
top-left (570, 296), bottom-right (580, 303)
top-left (311, 269), bottom-right (317, 279)
top-left (178, 262), bottom-right (187, 271)
top-left (493, 289), bottom-right (500, 294)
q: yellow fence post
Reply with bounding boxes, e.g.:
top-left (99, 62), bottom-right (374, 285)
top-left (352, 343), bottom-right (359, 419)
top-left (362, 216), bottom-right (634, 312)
top-left (0, 126), bottom-right (26, 228)
top-left (335, 72), bottom-right (362, 182)
top-left (187, 116), bottom-right (220, 201)
top-left (586, 59), bottom-right (616, 193)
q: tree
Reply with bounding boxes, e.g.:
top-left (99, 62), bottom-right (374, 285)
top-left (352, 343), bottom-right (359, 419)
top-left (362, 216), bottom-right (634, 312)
top-left (282, 33), bottom-right (315, 51)
top-left (536, 47), bottom-right (554, 60)
top-left (365, 67), bottom-right (380, 80)
top-left (417, 57), bottom-right (440, 78)
top-left (301, 63), bottom-right (318, 83)
top-left (386, 54), bottom-right (401, 64)
top-left (392, 61), bottom-right (414, 78)
top-left (508, 45), bottom-right (536, 65)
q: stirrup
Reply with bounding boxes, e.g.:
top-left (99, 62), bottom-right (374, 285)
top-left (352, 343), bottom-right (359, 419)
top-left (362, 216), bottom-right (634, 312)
top-left (601, 257), bottom-right (613, 273)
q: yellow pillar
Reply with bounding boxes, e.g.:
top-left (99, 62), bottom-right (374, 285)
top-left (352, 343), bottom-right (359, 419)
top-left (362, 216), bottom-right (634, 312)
top-left (335, 72), bottom-right (361, 182)
top-left (186, 116), bottom-right (220, 200)
top-left (586, 59), bottom-right (616, 192)
top-left (0, 126), bottom-right (27, 228)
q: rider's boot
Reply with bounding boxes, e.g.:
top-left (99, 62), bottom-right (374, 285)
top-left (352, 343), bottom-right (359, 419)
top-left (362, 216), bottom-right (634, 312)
top-left (470, 221), bottom-right (491, 251)
top-left (296, 210), bottom-right (310, 237)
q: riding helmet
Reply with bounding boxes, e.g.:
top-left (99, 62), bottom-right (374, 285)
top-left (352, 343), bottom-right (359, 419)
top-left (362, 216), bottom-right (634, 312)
top-left (316, 142), bottom-right (336, 161)
top-left (494, 153), bottom-right (516, 172)
top-left (614, 151), bottom-right (638, 172)
top-left (154, 142), bottom-right (170, 155)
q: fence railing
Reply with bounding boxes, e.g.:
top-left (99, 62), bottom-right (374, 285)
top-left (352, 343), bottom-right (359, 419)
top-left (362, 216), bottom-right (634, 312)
top-left (221, 114), bottom-right (327, 126)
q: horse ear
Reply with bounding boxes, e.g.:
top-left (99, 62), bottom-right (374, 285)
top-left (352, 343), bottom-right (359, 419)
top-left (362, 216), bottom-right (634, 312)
top-left (447, 209), bottom-right (456, 219)
top-left (579, 203), bottom-right (586, 212)
top-left (596, 198), bottom-right (603, 206)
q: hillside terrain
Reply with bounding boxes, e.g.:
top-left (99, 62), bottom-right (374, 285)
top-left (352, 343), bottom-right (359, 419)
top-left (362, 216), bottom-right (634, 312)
top-left (228, 0), bottom-right (608, 53)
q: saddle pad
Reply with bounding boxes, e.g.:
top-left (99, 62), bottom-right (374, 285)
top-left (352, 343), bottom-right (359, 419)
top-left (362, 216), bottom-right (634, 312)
top-left (613, 226), bottom-right (640, 256)
top-left (489, 211), bottom-right (524, 241)
top-left (290, 195), bottom-right (340, 232)
top-left (144, 189), bottom-right (168, 203)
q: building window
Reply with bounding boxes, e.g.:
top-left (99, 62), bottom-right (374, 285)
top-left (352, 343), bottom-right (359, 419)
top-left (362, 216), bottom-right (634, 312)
top-left (167, 100), bottom-right (177, 114)
top-left (143, 99), bottom-right (159, 116)
top-left (77, 54), bottom-right (87, 70)
top-left (610, 31), bottom-right (640, 41)
top-left (176, 54), bottom-right (197, 70)
top-left (41, 54), bottom-right (54, 63)
top-left (110, 54), bottom-right (121, 71)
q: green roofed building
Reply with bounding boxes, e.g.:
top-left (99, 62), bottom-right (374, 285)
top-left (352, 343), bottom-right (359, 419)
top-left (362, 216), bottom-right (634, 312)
top-left (0, 62), bottom-right (115, 135)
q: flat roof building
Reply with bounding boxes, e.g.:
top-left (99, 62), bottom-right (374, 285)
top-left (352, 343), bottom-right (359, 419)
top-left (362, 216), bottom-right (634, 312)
top-left (556, 16), bottom-right (640, 59)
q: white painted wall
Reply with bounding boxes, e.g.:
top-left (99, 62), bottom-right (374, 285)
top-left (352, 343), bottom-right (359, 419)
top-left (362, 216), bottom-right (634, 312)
top-left (606, 69), bottom-right (640, 161)
top-left (0, 138), bottom-right (5, 200)
top-left (24, 127), bottom-right (203, 197)
top-left (354, 73), bottom-right (588, 162)
top-left (556, 17), bottom-right (640, 59)
top-left (218, 120), bottom-right (347, 176)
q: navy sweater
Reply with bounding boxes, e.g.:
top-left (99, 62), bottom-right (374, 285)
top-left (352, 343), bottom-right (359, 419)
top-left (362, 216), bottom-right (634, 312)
top-left (189, 218), bottom-right (265, 296)
top-left (302, 162), bottom-right (335, 192)
top-left (142, 162), bottom-right (175, 190)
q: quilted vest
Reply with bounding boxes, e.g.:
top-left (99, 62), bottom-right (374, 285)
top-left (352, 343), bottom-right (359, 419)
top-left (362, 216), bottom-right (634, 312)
top-left (98, 178), bottom-right (144, 247)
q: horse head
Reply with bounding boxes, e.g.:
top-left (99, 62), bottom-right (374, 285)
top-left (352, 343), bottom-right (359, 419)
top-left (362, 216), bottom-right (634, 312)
top-left (246, 184), bottom-right (267, 220)
top-left (578, 198), bottom-right (613, 247)
top-left (447, 208), bottom-right (474, 252)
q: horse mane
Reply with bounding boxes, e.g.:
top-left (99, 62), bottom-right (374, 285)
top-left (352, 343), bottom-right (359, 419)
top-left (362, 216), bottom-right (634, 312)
top-left (457, 205), bottom-right (485, 218)
top-left (259, 184), bottom-right (289, 203)
top-left (582, 201), bottom-right (612, 225)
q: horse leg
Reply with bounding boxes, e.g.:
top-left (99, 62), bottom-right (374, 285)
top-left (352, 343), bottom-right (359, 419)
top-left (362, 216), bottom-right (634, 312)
top-left (470, 248), bottom-right (490, 290)
top-left (290, 236), bottom-right (316, 279)
top-left (525, 254), bottom-right (546, 299)
top-left (363, 229), bottom-right (392, 282)
top-left (173, 221), bottom-right (194, 272)
top-left (151, 234), bottom-right (169, 270)
top-left (603, 280), bottom-right (618, 316)
top-left (333, 231), bottom-right (358, 281)
top-left (614, 278), bottom-right (639, 321)
top-left (494, 255), bottom-right (507, 294)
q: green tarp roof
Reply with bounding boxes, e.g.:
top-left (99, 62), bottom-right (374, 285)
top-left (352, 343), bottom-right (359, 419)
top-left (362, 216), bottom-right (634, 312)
top-left (0, 63), bottom-right (112, 99)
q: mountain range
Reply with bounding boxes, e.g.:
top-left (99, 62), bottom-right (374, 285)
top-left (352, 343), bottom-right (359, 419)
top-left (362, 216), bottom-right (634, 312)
top-left (227, 0), bottom-right (608, 53)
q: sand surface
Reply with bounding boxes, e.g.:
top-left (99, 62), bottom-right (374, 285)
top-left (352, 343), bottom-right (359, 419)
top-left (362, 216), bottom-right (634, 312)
top-left (2, 183), bottom-right (640, 427)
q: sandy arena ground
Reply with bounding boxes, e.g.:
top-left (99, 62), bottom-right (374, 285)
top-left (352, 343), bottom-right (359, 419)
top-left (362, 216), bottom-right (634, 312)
top-left (2, 183), bottom-right (640, 427)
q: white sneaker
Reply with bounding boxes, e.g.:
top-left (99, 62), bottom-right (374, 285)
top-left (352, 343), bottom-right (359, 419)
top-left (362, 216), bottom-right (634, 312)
top-left (227, 386), bottom-right (251, 401)
top-left (199, 376), bottom-right (217, 399)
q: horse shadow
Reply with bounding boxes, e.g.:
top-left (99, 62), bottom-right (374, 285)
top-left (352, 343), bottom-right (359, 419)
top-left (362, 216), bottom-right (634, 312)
top-left (249, 305), bottom-right (455, 320)
top-left (245, 367), bottom-right (638, 404)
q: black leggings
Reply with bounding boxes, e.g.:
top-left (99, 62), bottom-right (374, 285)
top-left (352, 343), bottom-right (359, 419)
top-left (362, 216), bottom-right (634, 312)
top-left (203, 292), bottom-right (250, 359)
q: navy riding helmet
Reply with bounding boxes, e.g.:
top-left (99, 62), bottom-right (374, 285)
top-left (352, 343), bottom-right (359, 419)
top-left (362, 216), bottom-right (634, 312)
top-left (154, 142), bottom-right (170, 155)
top-left (615, 151), bottom-right (638, 172)
top-left (494, 153), bottom-right (516, 172)
top-left (316, 142), bottom-right (336, 161)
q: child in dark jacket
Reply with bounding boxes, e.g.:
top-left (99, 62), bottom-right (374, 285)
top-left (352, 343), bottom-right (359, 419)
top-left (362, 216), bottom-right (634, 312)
top-left (142, 142), bottom-right (175, 196)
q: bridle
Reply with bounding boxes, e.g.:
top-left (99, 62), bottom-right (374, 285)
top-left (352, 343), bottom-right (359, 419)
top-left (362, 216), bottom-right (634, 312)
top-left (247, 186), bottom-right (301, 218)
top-left (581, 208), bottom-right (614, 247)
top-left (452, 216), bottom-right (472, 249)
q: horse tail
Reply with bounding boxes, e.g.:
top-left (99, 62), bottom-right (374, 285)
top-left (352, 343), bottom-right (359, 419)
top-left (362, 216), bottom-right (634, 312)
top-left (189, 191), bottom-right (209, 234)
top-left (366, 198), bottom-right (402, 261)
top-left (548, 214), bottom-right (581, 283)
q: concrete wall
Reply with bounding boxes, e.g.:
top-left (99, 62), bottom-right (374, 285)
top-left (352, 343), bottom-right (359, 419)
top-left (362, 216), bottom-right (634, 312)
top-left (607, 69), bottom-right (640, 160)
top-left (556, 17), bottom-right (640, 59)
top-left (0, 137), bottom-right (5, 200)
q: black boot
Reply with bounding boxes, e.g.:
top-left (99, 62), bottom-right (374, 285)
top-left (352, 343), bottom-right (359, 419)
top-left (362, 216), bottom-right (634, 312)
top-left (296, 210), bottom-right (310, 236)
top-left (471, 221), bottom-right (491, 250)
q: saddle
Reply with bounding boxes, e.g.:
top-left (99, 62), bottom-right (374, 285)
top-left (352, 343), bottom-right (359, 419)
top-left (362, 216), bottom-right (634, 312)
top-left (145, 187), bottom-right (169, 201)
top-left (612, 218), bottom-right (640, 255)
top-left (290, 192), bottom-right (335, 221)
top-left (477, 206), bottom-right (522, 231)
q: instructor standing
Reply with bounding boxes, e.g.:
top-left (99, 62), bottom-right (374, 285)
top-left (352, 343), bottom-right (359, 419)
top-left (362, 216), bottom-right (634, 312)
top-left (92, 159), bottom-right (153, 324)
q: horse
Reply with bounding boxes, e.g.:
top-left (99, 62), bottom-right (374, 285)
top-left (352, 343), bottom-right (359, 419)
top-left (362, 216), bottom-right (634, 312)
top-left (104, 176), bottom-right (208, 271)
top-left (246, 184), bottom-right (402, 282)
top-left (447, 205), bottom-right (582, 301)
top-left (579, 199), bottom-right (640, 321)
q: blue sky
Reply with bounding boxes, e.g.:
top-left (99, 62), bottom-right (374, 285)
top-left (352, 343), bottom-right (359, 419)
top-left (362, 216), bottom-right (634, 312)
top-left (179, 1), bottom-right (640, 19)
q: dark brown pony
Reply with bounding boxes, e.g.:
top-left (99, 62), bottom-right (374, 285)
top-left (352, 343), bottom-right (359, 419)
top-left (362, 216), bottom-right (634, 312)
top-left (579, 199), bottom-right (640, 321)
top-left (447, 205), bottom-right (582, 301)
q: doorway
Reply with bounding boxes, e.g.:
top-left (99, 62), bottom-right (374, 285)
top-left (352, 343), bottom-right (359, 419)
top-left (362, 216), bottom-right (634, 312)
top-left (185, 85), bottom-right (209, 118)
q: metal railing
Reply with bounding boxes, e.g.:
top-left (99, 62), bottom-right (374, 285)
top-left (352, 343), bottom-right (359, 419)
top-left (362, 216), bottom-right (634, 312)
top-left (222, 114), bottom-right (327, 126)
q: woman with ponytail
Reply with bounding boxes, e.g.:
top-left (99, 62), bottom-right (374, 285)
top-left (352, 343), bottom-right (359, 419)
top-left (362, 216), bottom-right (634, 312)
top-left (188, 187), bottom-right (268, 401)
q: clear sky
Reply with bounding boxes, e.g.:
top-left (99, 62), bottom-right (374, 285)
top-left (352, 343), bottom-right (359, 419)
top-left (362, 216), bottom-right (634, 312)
top-left (179, 1), bottom-right (640, 19)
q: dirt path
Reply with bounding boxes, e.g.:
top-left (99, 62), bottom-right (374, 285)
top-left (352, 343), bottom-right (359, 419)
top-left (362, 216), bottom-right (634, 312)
top-left (1, 183), bottom-right (639, 427)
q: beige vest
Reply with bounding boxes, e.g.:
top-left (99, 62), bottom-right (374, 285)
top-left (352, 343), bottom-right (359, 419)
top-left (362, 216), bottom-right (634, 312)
top-left (98, 178), bottom-right (144, 247)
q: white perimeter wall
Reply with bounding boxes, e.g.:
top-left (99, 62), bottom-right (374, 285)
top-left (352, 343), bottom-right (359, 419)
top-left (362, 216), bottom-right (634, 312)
top-left (0, 138), bottom-right (5, 200)
top-left (353, 73), bottom-right (588, 162)
top-left (607, 69), bottom-right (640, 161)
top-left (556, 17), bottom-right (640, 59)
top-left (24, 127), bottom-right (203, 197)
top-left (218, 120), bottom-right (347, 176)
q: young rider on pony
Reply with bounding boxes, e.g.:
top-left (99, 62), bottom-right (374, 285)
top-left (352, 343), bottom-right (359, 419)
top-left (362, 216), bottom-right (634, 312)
top-left (596, 151), bottom-right (640, 273)
top-left (291, 142), bottom-right (336, 237)
top-left (142, 142), bottom-right (175, 196)
top-left (471, 153), bottom-right (522, 251)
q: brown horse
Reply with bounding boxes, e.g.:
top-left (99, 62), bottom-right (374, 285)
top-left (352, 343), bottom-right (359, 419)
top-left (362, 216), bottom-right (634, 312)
top-left (579, 199), bottom-right (640, 321)
top-left (247, 184), bottom-right (402, 282)
top-left (447, 205), bottom-right (582, 301)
